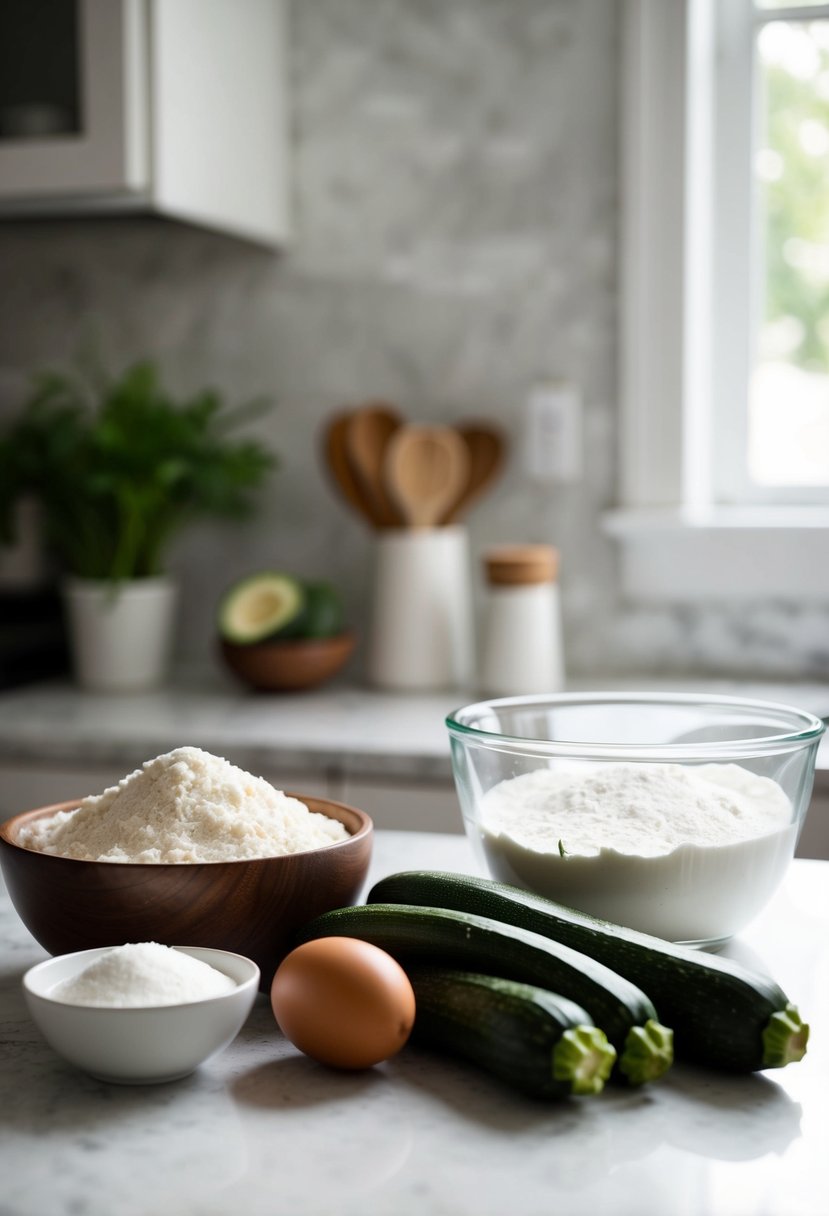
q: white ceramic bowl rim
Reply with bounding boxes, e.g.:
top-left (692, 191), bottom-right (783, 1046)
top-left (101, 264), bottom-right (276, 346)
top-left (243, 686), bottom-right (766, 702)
top-left (23, 944), bottom-right (260, 1010)
top-left (446, 691), bottom-right (826, 761)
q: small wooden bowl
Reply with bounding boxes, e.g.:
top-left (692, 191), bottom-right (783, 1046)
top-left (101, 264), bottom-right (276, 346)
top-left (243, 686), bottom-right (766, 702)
top-left (220, 631), bottom-right (356, 691)
top-left (0, 796), bottom-right (372, 990)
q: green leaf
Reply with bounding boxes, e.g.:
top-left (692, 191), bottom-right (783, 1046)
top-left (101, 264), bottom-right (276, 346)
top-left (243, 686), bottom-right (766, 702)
top-left (0, 357), bottom-right (277, 582)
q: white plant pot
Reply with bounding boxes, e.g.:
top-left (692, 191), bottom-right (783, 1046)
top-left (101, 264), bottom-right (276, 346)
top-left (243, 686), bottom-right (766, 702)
top-left (63, 577), bottom-right (177, 692)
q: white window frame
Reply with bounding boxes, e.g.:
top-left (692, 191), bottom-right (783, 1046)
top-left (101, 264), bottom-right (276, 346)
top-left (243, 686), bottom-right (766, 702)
top-left (606, 0), bottom-right (829, 602)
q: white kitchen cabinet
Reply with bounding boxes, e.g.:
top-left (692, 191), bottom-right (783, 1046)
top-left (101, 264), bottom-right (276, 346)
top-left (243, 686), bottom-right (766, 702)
top-left (0, 760), bottom-right (461, 836)
top-left (0, 762), bottom-right (334, 818)
top-left (0, 0), bottom-right (289, 246)
top-left (0, 762), bottom-right (129, 816)
top-left (336, 776), bottom-right (464, 835)
top-left (798, 790), bottom-right (829, 860)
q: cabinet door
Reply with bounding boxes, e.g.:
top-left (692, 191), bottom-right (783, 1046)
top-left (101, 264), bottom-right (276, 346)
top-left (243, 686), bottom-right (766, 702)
top-left (338, 777), bottom-right (463, 835)
top-left (150, 0), bottom-right (289, 245)
top-left (798, 789), bottom-right (829, 860)
top-left (0, 0), bottom-right (149, 201)
top-left (0, 763), bottom-right (336, 820)
top-left (0, 762), bottom-right (129, 816)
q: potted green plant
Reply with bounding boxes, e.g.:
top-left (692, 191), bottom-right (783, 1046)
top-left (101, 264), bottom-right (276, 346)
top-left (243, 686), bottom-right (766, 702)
top-left (0, 360), bottom-right (275, 691)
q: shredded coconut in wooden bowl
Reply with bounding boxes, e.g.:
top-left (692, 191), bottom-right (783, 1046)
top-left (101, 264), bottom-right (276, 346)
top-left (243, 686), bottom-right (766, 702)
top-left (17, 746), bottom-right (350, 863)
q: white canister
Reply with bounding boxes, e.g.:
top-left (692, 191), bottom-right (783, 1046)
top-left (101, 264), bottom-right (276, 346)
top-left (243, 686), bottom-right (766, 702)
top-left (367, 526), bottom-right (473, 691)
top-left (479, 545), bottom-right (564, 696)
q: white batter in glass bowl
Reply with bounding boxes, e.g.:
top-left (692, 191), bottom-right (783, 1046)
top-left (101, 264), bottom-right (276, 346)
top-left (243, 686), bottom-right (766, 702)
top-left (446, 692), bottom-right (824, 946)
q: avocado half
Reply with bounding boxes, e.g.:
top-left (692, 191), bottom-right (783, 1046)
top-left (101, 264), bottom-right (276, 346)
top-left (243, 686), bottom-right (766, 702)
top-left (219, 572), bottom-right (306, 645)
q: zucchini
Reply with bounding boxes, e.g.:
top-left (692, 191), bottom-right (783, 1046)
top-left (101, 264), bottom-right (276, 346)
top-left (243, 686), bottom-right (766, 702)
top-left (368, 871), bottom-right (809, 1073)
top-left (407, 967), bottom-right (617, 1098)
top-left (295, 903), bottom-right (673, 1084)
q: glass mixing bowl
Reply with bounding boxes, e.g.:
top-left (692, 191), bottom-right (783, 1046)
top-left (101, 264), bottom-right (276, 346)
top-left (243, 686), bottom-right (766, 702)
top-left (446, 693), bottom-right (824, 947)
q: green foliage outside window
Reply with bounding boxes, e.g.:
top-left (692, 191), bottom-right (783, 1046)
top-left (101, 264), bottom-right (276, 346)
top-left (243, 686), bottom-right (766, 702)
top-left (761, 21), bottom-right (829, 373)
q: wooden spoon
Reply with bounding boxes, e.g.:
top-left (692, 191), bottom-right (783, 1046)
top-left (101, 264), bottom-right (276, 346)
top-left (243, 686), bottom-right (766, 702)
top-left (384, 425), bottom-right (471, 529)
top-left (344, 402), bottom-right (404, 528)
top-left (321, 411), bottom-right (379, 526)
top-left (442, 421), bottom-right (506, 523)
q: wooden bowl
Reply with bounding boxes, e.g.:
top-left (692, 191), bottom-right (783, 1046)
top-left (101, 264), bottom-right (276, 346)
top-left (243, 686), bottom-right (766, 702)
top-left (0, 796), bottom-right (372, 990)
top-left (220, 631), bottom-right (356, 691)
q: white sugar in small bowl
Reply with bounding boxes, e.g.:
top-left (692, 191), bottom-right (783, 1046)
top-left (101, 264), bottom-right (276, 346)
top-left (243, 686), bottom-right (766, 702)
top-left (23, 945), bottom-right (259, 1084)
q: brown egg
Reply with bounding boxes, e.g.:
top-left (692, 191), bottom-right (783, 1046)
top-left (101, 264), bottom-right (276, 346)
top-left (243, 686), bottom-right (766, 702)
top-left (270, 936), bottom-right (416, 1070)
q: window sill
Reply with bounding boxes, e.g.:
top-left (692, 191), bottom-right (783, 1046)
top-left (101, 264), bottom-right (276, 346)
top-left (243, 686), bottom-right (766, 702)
top-left (602, 508), bottom-right (829, 602)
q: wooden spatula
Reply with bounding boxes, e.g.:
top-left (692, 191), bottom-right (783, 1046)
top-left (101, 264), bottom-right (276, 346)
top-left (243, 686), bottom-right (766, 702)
top-left (384, 425), bottom-right (471, 529)
top-left (345, 402), bottom-right (404, 528)
top-left (321, 410), bottom-right (380, 526)
top-left (442, 421), bottom-right (506, 523)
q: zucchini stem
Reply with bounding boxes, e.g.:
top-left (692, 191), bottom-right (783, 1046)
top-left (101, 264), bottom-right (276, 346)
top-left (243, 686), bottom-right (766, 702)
top-left (553, 1026), bottom-right (617, 1096)
top-left (761, 1004), bottom-right (809, 1068)
top-left (619, 1019), bottom-right (674, 1085)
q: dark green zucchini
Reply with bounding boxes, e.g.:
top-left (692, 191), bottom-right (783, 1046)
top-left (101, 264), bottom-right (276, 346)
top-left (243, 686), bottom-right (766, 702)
top-left (295, 903), bottom-right (673, 1084)
top-left (407, 967), bottom-right (617, 1098)
top-left (367, 871), bottom-right (809, 1072)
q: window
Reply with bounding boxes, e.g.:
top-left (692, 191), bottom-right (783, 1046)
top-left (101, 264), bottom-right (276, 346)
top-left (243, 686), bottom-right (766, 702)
top-left (608, 0), bottom-right (829, 600)
top-left (716, 1), bottom-right (829, 503)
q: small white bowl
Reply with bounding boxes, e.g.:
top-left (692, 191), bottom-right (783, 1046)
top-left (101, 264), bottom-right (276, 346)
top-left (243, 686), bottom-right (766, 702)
top-left (23, 945), bottom-right (260, 1084)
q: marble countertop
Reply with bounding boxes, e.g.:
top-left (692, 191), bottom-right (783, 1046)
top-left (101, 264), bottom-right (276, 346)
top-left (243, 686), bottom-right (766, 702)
top-left (0, 673), bottom-right (456, 781)
top-left (1, 831), bottom-right (827, 1216)
top-left (0, 672), bottom-right (827, 783)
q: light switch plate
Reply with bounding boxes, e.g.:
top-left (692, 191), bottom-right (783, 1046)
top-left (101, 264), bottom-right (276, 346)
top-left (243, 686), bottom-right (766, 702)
top-left (524, 382), bottom-right (583, 482)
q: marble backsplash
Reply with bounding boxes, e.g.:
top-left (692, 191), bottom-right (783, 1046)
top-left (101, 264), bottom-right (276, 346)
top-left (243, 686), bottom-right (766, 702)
top-left (0, 0), bottom-right (827, 681)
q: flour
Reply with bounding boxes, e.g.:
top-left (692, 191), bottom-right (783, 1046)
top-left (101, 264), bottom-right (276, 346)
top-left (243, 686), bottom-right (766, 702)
top-left (51, 943), bottom-right (236, 1007)
top-left (479, 762), bottom-right (796, 942)
top-left (482, 763), bottom-right (791, 857)
top-left (18, 746), bottom-right (349, 863)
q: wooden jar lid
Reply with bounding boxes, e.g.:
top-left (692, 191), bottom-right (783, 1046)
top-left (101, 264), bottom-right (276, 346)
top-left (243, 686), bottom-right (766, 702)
top-left (483, 545), bottom-right (559, 586)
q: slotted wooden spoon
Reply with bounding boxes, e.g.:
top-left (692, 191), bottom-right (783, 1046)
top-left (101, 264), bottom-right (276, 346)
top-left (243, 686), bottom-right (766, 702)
top-left (442, 421), bottom-right (506, 523)
top-left (384, 425), bottom-right (471, 528)
top-left (344, 402), bottom-right (404, 528)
